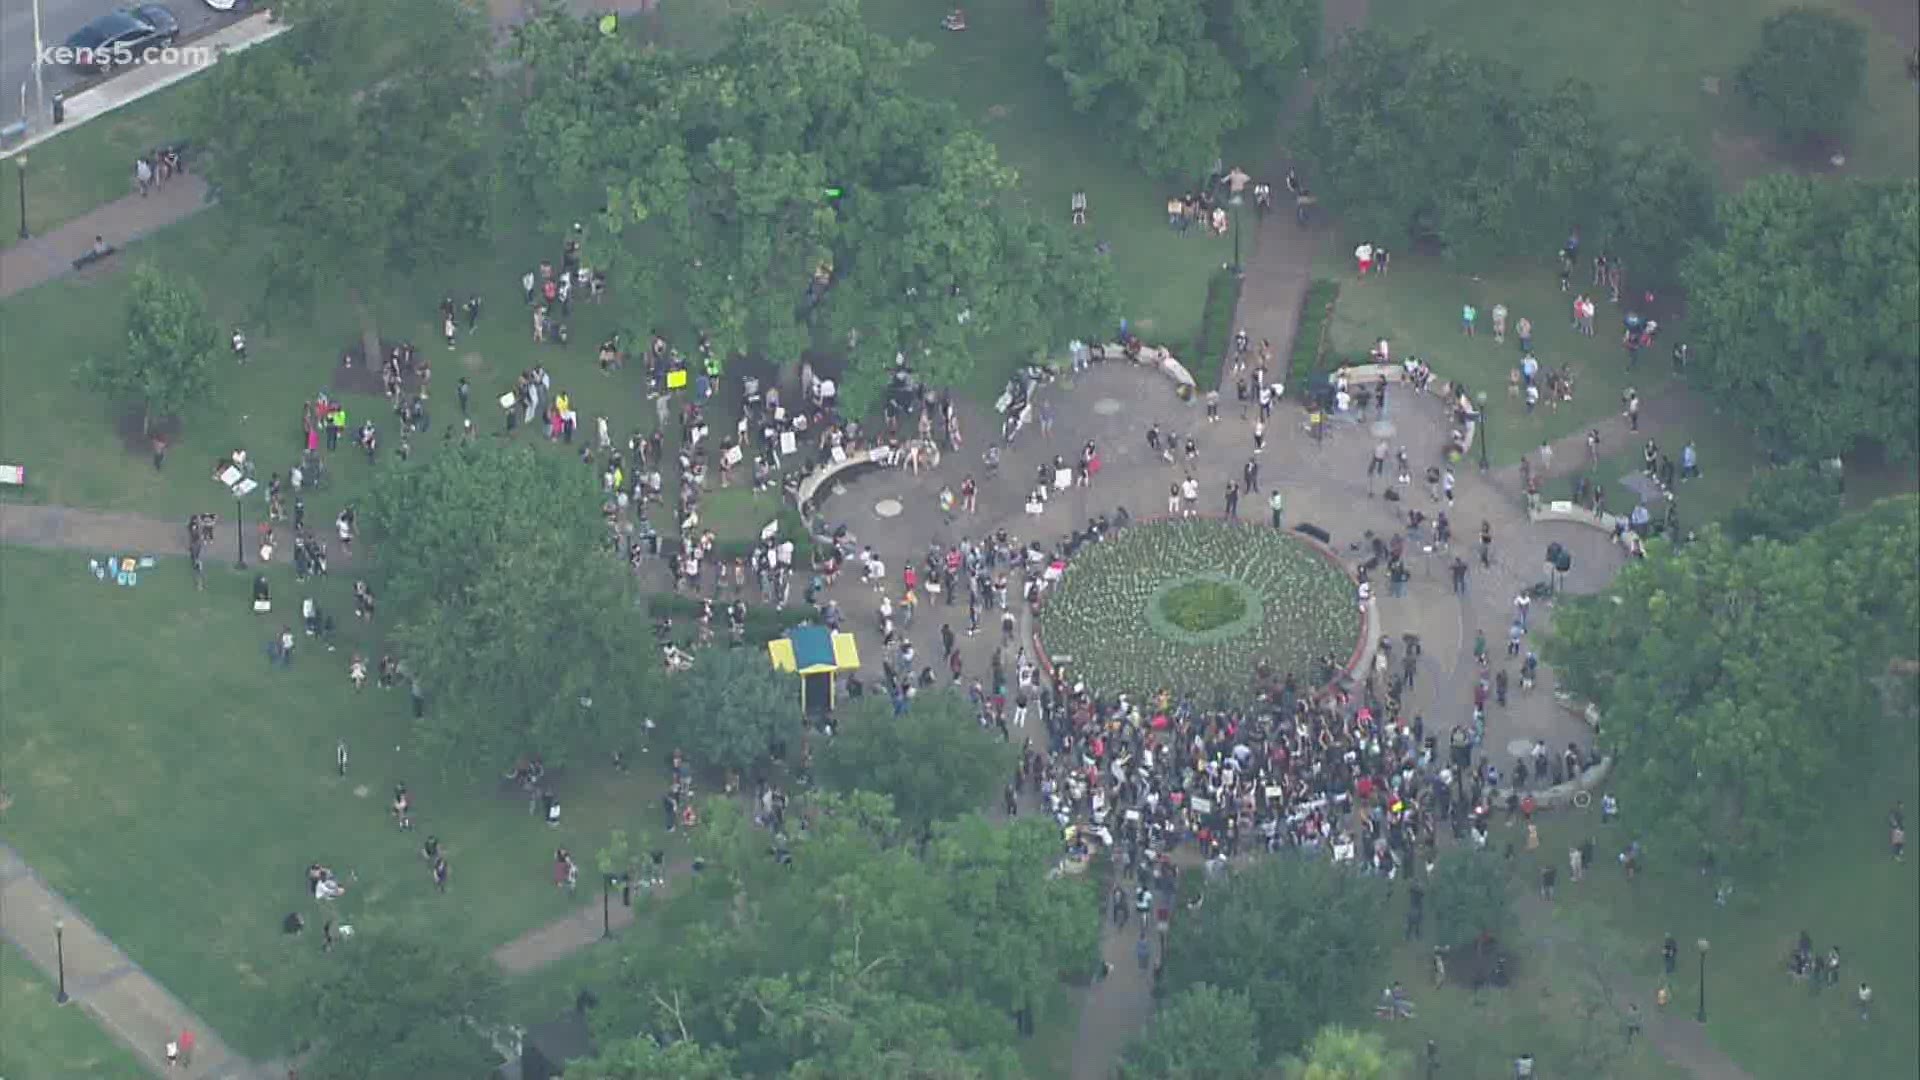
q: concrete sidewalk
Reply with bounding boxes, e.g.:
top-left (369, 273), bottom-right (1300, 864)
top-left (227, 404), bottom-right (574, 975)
top-left (0, 841), bottom-right (262, 1078)
top-left (0, 173), bottom-right (210, 299)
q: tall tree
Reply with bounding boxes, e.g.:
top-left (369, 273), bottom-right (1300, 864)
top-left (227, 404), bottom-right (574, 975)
top-left (1735, 7), bottom-right (1868, 143)
top-left (1681, 175), bottom-right (1919, 460)
top-left (1281, 1026), bottom-right (1408, 1080)
top-left (1298, 32), bottom-right (1603, 259)
top-left (369, 445), bottom-right (655, 770)
top-left (586, 794), bottom-right (1093, 1075)
top-left (1546, 499), bottom-right (1920, 864)
top-left (513, 1), bottom-right (1114, 412)
top-left (286, 931), bottom-right (505, 1080)
top-left (1212, 0), bottom-right (1321, 98)
top-left (1726, 464), bottom-right (1844, 543)
top-left (83, 262), bottom-right (220, 435)
top-left (1162, 856), bottom-right (1389, 1060)
top-left (1425, 848), bottom-right (1512, 950)
top-left (188, 0), bottom-right (495, 314)
top-left (665, 645), bottom-right (802, 771)
top-left (368, 443), bottom-right (604, 610)
top-left (1596, 138), bottom-right (1717, 291)
top-left (816, 690), bottom-right (1019, 834)
top-left (1047, 0), bottom-right (1245, 179)
top-left (1120, 983), bottom-right (1263, 1080)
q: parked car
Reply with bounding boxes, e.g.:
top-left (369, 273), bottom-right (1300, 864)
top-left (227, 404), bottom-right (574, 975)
top-left (62, 5), bottom-right (180, 73)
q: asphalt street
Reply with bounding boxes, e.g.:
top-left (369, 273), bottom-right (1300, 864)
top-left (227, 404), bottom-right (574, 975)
top-left (0, 0), bottom-right (234, 126)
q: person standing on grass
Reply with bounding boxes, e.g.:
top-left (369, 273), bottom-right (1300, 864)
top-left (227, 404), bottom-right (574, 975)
top-left (1517, 315), bottom-right (1533, 354)
top-left (1491, 303), bottom-right (1508, 344)
top-left (1461, 303), bottom-right (1477, 337)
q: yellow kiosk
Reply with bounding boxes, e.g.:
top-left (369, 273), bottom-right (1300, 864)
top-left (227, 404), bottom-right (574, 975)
top-left (767, 625), bottom-right (860, 715)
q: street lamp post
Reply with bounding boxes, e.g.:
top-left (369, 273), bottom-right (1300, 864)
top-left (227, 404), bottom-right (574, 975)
top-left (54, 918), bottom-right (68, 1004)
top-left (16, 155), bottom-right (28, 241)
top-left (234, 496), bottom-right (247, 570)
top-left (1696, 938), bottom-right (1711, 1023)
top-left (1476, 392), bottom-right (1490, 473)
top-left (1229, 193), bottom-right (1243, 277)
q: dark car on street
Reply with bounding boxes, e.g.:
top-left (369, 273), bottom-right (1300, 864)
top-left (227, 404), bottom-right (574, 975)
top-left (63, 5), bottom-right (181, 74)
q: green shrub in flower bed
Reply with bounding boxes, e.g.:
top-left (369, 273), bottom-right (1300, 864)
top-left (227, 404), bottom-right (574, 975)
top-left (1038, 519), bottom-right (1360, 700)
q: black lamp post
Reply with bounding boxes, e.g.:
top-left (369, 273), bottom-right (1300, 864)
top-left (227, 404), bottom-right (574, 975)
top-left (1476, 392), bottom-right (1490, 473)
top-left (54, 918), bottom-right (68, 1004)
top-left (233, 495), bottom-right (247, 569)
top-left (16, 155), bottom-right (28, 241)
top-left (601, 875), bottom-right (613, 938)
top-left (1229, 193), bottom-right (1243, 277)
top-left (1425, 1039), bottom-right (1439, 1079)
top-left (1696, 938), bottom-right (1711, 1023)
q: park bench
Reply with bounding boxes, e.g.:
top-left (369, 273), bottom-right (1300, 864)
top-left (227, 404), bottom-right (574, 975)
top-left (72, 244), bottom-right (117, 271)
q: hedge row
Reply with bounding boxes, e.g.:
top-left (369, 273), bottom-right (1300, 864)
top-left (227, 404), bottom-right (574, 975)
top-left (1191, 268), bottom-right (1244, 391)
top-left (1287, 279), bottom-right (1341, 390)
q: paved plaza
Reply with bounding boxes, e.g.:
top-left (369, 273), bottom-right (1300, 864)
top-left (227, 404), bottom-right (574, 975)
top-left (806, 360), bottom-right (1620, 758)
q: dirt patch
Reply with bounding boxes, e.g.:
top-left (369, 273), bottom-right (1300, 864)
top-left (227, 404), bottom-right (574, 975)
top-left (115, 409), bottom-right (183, 455)
top-left (330, 338), bottom-right (418, 397)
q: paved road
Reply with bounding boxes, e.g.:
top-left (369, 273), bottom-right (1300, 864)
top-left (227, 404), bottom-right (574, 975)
top-left (0, 0), bottom-right (236, 128)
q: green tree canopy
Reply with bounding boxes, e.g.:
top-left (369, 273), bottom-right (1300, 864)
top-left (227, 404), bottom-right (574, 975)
top-left (1546, 499), bottom-right (1920, 865)
top-left (1596, 138), bottom-right (1718, 290)
top-left (369, 444), bottom-right (655, 770)
top-left (816, 690), bottom-right (1018, 834)
top-left (83, 262), bottom-right (220, 435)
top-left (584, 794), bottom-right (1096, 1076)
top-left (1681, 175), bottom-right (1919, 460)
top-left (1726, 464), bottom-right (1844, 543)
top-left (1162, 856), bottom-right (1389, 1060)
top-left (285, 931), bottom-right (505, 1080)
top-left (1734, 7), bottom-right (1868, 143)
top-left (1120, 982), bottom-right (1263, 1080)
top-left (1046, 0), bottom-right (1244, 179)
top-left (665, 645), bottom-right (803, 771)
top-left (513, 1), bottom-right (1116, 413)
top-left (1296, 31), bottom-right (1606, 260)
top-left (188, 0), bottom-right (495, 315)
top-left (564, 1036), bottom-right (738, 1080)
top-left (1282, 1025), bottom-right (1409, 1080)
top-left (1425, 848), bottom-right (1513, 950)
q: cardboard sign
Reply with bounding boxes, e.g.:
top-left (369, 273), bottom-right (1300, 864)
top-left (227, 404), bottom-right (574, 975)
top-left (779, 431), bottom-right (798, 455)
top-left (665, 369), bottom-right (689, 390)
top-left (1190, 797), bottom-right (1214, 814)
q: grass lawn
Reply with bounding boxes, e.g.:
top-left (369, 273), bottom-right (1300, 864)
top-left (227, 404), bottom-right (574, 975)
top-left (0, 81), bottom-right (199, 250)
top-left (0, 544), bottom-right (680, 1057)
top-left (1491, 725), bottom-right (1920, 1080)
top-left (1365, 0), bottom-right (1920, 186)
top-left (0, 942), bottom-right (150, 1079)
top-left (1372, 929), bottom-right (1690, 1080)
top-left (1542, 408), bottom-right (1763, 528)
top-left (1330, 255), bottom-right (1693, 467)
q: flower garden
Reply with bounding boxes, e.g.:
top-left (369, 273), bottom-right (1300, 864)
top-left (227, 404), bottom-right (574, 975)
top-left (1038, 519), bottom-right (1363, 700)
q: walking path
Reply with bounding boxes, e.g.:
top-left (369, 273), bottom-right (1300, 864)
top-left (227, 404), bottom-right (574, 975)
top-left (1488, 387), bottom-right (1694, 497)
top-left (491, 859), bottom-right (695, 976)
top-left (0, 174), bottom-right (211, 300)
top-left (0, 841), bottom-right (263, 1079)
top-left (0, 503), bottom-right (194, 555)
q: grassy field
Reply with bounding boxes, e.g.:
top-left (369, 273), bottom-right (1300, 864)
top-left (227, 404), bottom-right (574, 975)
top-left (0, 81), bottom-right (198, 250)
top-left (1328, 255), bottom-right (1697, 467)
top-left (1365, 0), bottom-right (1920, 186)
top-left (0, 942), bottom-right (150, 1079)
top-left (0, 544), bottom-right (681, 1057)
top-left (1495, 715), bottom-right (1920, 1080)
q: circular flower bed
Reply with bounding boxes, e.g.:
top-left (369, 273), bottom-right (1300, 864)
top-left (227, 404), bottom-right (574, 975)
top-left (1038, 520), bottom-right (1361, 700)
